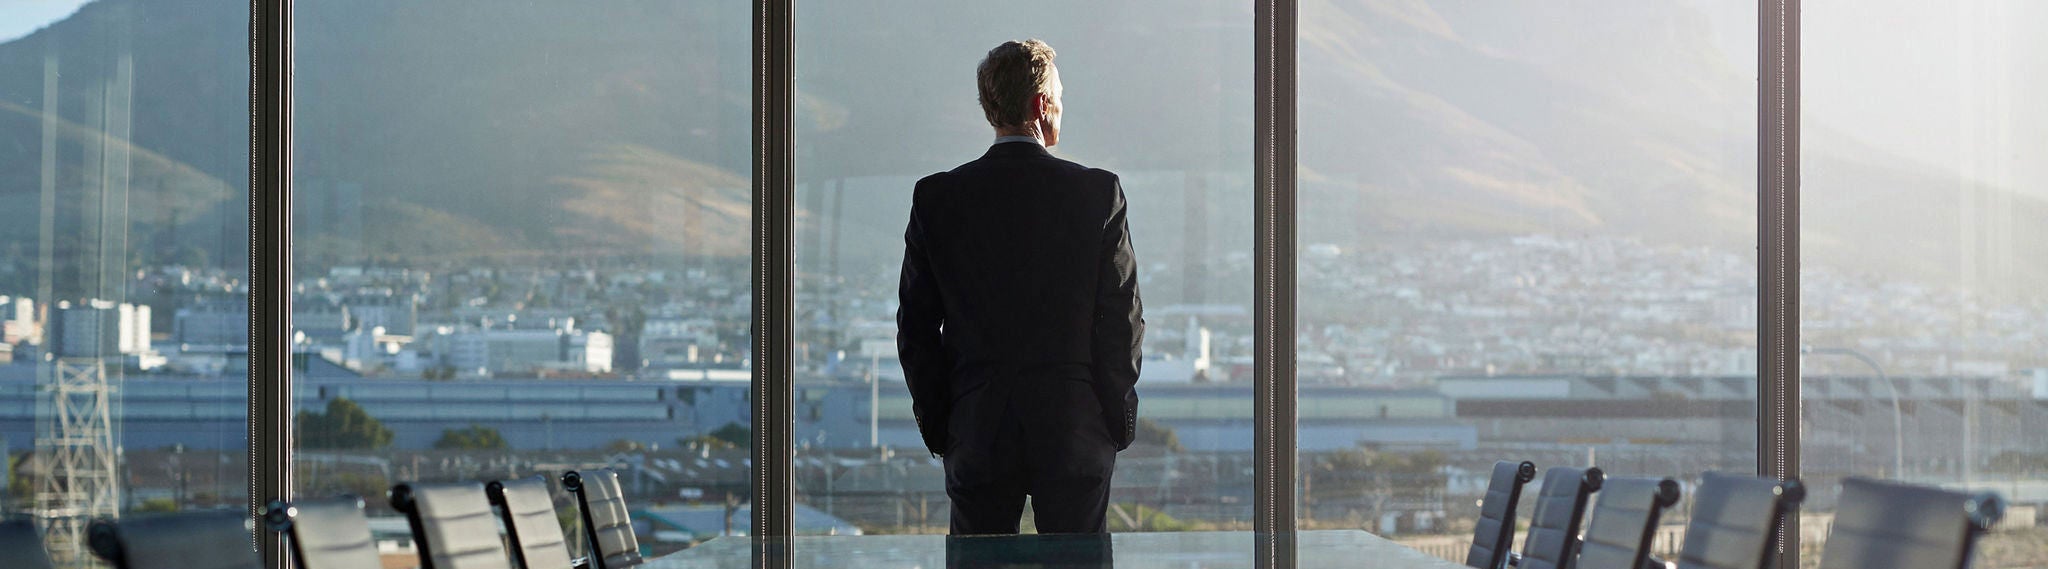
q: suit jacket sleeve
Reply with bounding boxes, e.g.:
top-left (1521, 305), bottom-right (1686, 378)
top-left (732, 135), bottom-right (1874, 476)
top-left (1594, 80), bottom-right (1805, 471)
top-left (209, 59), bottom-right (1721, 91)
top-left (1092, 178), bottom-right (1145, 451)
top-left (897, 179), bottom-right (952, 457)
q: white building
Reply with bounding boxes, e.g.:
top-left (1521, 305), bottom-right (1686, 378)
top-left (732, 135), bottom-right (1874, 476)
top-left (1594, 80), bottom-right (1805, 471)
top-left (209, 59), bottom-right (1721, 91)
top-left (438, 326), bottom-right (613, 376)
top-left (0, 295), bottom-right (33, 344)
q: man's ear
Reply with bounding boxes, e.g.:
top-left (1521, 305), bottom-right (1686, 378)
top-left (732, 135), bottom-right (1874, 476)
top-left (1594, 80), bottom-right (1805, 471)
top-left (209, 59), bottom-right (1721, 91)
top-left (1029, 93), bottom-right (1048, 121)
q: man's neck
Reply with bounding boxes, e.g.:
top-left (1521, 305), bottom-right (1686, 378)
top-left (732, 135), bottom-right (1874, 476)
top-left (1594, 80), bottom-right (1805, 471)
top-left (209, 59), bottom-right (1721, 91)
top-left (993, 127), bottom-right (1042, 145)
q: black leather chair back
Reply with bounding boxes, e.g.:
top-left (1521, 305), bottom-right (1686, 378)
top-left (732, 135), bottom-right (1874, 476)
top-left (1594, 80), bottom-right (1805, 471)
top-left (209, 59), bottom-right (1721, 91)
top-left (1816, 477), bottom-right (2004, 569)
top-left (1518, 467), bottom-right (1604, 569)
top-left (87, 511), bottom-right (260, 569)
top-left (564, 469), bottom-right (642, 569)
top-left (391, 481), bottom-right (516, 569)
top-left (490, 476), bottom-right (576, 569)
top-left (1466, 460), bottom-right (1538, 569)
top-left (1577, 477), bottom-right (1681, 569)
top-left (0, 519), bottom-right (56, 569)
top-left (1673, 472), bottom-right (1804, 569)
top-left (265, 497), bottom-right (383, 569)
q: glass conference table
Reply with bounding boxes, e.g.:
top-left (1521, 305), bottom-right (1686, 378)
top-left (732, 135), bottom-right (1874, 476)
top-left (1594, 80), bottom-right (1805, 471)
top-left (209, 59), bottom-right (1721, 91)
top-left (645, 530), bottom-right (1467, 569)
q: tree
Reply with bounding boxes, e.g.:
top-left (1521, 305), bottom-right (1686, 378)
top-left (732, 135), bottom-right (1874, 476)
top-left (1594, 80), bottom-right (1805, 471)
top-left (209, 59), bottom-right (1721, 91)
top-left (681, 422), bottom-right (750, 450)
top-left (298, 398), bottom-right (395, 450)
top-left (604, 439), bottom-right (648, 454)
top-left (434, 424), bottom-right (509, 451)
top-left (325, 472), bottom-right (392, 500)
top-left (7, 453), bottom-right (31, 502)
top-left (1988, 451), bottom-right (2048, 475)
top-left (1106, 503), bottom-right (1201, 532)
top-left (1136, 418), bottom-right (1184, 453)
top-left (1306, 447), bottom-right (1447, 530)
top-left (708, 423), bottom-right (750, 447)
top-left (138, 498), bottom-right (180, 513)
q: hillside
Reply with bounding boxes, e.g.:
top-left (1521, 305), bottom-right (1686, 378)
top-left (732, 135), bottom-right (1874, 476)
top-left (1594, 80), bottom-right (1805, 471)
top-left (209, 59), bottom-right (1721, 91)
top-left (0, 0), bottom-right (2040, 296)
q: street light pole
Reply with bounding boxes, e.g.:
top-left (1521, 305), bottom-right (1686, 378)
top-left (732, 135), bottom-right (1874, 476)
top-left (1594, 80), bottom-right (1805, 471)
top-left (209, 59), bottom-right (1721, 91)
top-left (1803, 347), bottom-right (1905, 479)
top-left (869, 351), bottom-right (881, 449)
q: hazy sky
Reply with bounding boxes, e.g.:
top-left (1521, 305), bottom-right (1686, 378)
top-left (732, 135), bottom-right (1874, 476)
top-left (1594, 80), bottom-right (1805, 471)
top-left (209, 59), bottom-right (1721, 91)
top-left (1806, 0), bottom-right (2045, 197)
top-left (2, 0), bottom-right (2033, 196)
top-left (0, 0), bottom-right (87, 43)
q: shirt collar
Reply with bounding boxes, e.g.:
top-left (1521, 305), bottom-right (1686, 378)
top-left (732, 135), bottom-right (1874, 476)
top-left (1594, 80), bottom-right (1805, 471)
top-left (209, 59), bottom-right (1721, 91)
top-left (993, 134), bottom-right (1043, 146)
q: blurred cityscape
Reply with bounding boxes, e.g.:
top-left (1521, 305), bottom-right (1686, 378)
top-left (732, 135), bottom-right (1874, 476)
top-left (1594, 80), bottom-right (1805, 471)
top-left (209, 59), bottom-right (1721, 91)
top-left (2, 0), bottom-right (2043, 566)
top-left (1, 235), bottom-right (2043, 561)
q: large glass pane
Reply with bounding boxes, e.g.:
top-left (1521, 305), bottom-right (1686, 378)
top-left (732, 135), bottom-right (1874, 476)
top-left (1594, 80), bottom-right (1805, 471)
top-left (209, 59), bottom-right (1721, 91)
top-left (0, 0), bottom-right (252, 566)
top-left (293, 1), bottom-right (752, 563)
top-left (1296, 0), bottom-right (1759, 558)
top-left (1802, 1), bottom-right (2047, 565)
top-left (794, 2), bottom-right (1254, 534)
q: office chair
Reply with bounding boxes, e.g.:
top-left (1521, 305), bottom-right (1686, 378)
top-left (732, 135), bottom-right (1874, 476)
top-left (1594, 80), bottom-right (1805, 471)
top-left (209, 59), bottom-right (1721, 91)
top-left (265, 496), bottom-right (384, 569)
top-left (563, 469), bottom-right (643, 569)
top-left (1815, 477), bottom-right (2004, 569)
top-left (1671, 472), bottom-right (1804, 569)
top-left (490, 476), bottom-right (577, 569)
top-left (391, 481), bottom-right (517, 569)
top-left (0, 518), bottom-right (56, 569)
top-left (87, 510), bottom-right (260, 569)
top-left (1466, 460), bottom-right (1538, 569)
top-left (1514, 467), bottom-right (1604, 569)
top-left (1576, 477), bottom-right (1681, 569)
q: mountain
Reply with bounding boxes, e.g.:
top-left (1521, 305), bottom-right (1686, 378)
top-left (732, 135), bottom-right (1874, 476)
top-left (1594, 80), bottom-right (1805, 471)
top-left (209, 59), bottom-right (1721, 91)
top-left (0, 0), bottom-right (249, 297)
top-left (1, 0), bottom-right (2041, 298)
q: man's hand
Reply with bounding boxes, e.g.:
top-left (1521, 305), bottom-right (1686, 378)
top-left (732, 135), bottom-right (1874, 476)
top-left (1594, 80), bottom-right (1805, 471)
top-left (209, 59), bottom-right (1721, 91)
top-left (916, 412), bottom-right (948, 458)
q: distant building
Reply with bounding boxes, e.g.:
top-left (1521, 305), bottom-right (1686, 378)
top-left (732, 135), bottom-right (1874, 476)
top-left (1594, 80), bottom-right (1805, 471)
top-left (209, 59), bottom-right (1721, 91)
top-left (294, 298), bottom-right (351, 342)
top-left (438, 327), bottom-right (613, 376)
top-left (51, 300), bottom-right (150, 359)
top-left (0, 296), bottom-right (33, 345)
top-left (174, 295), bottom-right (249, 347)
top-left (344, 293), bottom-right (416, 336)
top-left (641, 318), bottom-right (718, 370)
top-left (566, 331), bottom-right (614, 374)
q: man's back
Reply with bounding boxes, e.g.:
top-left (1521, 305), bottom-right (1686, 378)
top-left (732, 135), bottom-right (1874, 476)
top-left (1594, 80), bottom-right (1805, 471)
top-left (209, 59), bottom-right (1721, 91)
top-left (900, 37), bottom-right (1142, 536)
top-left (896, 141), bottom-right (1145, 535)
top-left (910, 143), bottom-right (1120, 372)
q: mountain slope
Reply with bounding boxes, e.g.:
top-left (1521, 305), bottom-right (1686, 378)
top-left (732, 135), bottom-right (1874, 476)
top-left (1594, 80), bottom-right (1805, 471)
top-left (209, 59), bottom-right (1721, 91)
top-left (0, 0), bottom-right (2040, 297)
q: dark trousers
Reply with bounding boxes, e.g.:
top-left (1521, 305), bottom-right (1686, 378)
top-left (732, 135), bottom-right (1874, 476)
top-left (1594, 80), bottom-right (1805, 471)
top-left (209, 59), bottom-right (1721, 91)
top-left (944, 375), bottom-right (1117, 534)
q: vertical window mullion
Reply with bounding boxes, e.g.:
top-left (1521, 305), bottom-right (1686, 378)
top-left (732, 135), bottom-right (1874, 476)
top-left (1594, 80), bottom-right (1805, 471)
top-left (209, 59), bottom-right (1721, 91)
top-left (753, 0), bottom-right (796, 565)
top-left (1254, 0), bottom-right (1298, 567)
top-left (247, 0), bottom-right (295, 566)
top-left (1758, 0), bottom-right (1802, 565)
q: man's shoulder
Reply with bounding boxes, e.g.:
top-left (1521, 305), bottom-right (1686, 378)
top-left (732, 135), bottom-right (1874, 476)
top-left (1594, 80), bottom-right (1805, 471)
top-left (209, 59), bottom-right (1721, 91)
top-left (912, 170), bottom-right (959, 203)
top-left (1048, 156), bottom-right (1119, 185)
top-left (937, 155), bottom-right (1120, 187)
top-left (914, 170), bottom-right (955, 188)
top-left (1024, 154), bottom-right (1117, 182)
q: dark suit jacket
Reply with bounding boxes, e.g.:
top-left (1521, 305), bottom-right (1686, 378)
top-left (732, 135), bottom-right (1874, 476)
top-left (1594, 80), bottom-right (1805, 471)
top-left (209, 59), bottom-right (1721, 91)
top-left (896, 141), bottom-right (1145, 457)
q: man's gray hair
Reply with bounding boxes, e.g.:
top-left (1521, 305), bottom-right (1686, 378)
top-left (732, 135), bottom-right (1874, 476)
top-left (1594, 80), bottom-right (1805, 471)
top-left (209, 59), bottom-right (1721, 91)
top-left (976, 39), bottom-right (1057, 129)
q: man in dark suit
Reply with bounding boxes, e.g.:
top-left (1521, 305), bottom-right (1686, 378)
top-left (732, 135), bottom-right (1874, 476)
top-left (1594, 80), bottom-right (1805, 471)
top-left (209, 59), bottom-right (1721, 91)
top-left (896, 38), bottom-right (1145, 535)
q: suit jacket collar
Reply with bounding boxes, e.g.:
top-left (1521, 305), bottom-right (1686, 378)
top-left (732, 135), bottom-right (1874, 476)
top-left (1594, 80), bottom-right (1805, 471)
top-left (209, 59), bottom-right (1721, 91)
top-left (982, 141), bottom-right (1053, 160)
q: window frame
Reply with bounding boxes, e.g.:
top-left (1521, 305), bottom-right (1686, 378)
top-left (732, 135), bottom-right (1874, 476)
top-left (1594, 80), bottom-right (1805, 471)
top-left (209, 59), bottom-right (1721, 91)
top-left (241, 1), bottom-right (1808, 567)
